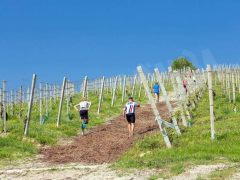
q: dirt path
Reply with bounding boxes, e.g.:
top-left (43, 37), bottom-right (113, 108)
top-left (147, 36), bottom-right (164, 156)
top-left (171, 164), bottom-right (230, 180)
top-left (0, 103), bottom-right (170, 179)
top-left (0, 161), bottom-right (160, 180)
top-left (41, 103), bottom-right (172, 164)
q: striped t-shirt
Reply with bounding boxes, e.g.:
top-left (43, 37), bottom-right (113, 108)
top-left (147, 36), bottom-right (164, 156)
top-left (125, 102), bottom-right (138, 114)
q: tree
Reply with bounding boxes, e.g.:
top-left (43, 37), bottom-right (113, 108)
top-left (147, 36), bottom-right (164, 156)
top-left (171, 57), bottom-right (196, 71)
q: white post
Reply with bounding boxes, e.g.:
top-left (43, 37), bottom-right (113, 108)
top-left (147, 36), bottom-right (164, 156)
top-left (155, 68), bottom-right (181, 135)
top-left (2, 81), bottom-right (7, 133)
top-left (24, 74), bottom-right (37, 136)
top-left (82, 76), bottom-right (88, 98)
top-left (97, 76), bottom-right (105, 114)
top-left (39, 82), bottom-right (43, 124)
top-left (121, 76), bottom-right (126, 104)
top-left (137, 66), bottom-right (172, 148)
top-left (131, 75), bottom-right (137, 97)
top-left (207, 65), bottom-right (215, 140)
top-left (111, 76), bottom-right (118, 107)
top-left (57, 77), bottom-right (67, 127)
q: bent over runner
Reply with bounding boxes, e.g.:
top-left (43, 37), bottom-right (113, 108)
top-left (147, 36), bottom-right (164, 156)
top-left (74, 98), bottom-right (91, 135)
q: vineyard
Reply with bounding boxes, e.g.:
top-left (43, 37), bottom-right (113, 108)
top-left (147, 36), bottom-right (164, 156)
top-left (1, 65), bottom-right (240, 179)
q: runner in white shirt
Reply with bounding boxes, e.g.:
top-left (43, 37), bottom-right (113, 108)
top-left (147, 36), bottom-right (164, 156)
top-left (123, 97), bottom-right (140, 138)
top-left (74, 98), bottom-right (91, 135)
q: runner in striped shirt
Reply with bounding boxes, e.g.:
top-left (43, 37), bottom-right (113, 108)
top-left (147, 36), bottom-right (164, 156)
top-left (123, 97), bottom-right (140, 138)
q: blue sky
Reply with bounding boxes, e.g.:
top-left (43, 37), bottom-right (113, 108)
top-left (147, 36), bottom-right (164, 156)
top-left (0, 0), bottom-right (240, 89)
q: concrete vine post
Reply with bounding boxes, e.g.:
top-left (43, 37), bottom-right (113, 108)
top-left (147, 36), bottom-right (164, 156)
top-left (24, 74), bottom-right (37, 136)
top-left (232, 73), bottom-right (236, 104)
top-left (111, 76), bottom-right (118, 107)
top-left (175, 76), bottom-right (188, 127)
top-left (138, 81), bottom-right (143, 99)
top-left (137, 66), bottom-right (172, 148)
top-left (20, 85), bottom-right (23, 110)
top-left (97, 76), bottom-right (105, 114)
top-left (45, 83), bottom-right (49, 117)
top-left (121, 76), bottom-right (127, 104)
top-left (57, 77), bottom-right (67, 127)
top-left (207, 65), bottom-right (215, 140)
top-left (66, 81), bottom-right (70, 116)
top-left (39, 82), bottom-right (43, 124)
top-left (82, 76), bottom-right (88, 98)
top-left (10, 90), bottom-right (14, 116)
top-left (131, 75), bottom-right (137, 97)
top-left (2, 80), bottom-right (7, 133)
top-left (154, 68), bottom-right (181, 135)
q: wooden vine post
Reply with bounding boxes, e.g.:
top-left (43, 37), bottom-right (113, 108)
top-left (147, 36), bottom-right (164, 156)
top-left (137, 66), bottom-right (172, 148)
top-left (24, 74), bottom-right (37, 136)
top-left (56, 77), bottom-right (67, 127)
top-left (207, 65), bottom-right (215, 140)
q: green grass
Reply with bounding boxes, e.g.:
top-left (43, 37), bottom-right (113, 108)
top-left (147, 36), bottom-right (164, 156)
top-left (114, 84), bottom-right (240, 176)
top-left (0, 86), bottom-right (147, 164)
top-left (207, 166), bottom-right (238, 179)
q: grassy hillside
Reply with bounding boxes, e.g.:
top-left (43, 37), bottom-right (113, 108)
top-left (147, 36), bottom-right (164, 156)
top-left (114, 86), bottom-right (240, 177)
top-left (0, 87), bottom-right (147, 165)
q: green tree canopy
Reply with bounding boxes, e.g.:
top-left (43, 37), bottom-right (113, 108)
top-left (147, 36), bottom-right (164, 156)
top-left (171, 57), bottom-right (196, 70)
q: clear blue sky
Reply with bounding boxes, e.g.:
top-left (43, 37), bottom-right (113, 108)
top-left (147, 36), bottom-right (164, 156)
top-left (0, 0), bottom-right (240, 89)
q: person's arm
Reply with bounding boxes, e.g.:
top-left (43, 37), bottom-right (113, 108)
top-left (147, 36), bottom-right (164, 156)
top-left (88, 102), bottom-right (92, 109)
top-left (135, 102), bottom-right (140, 108)
top-left (74, 103), bottom-right (80, 111)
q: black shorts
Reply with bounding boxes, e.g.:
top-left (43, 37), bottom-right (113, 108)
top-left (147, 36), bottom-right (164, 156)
top-left (126, 113), bottom-right (136, 124)
top-left (80, 110), bottom-right (89, 122)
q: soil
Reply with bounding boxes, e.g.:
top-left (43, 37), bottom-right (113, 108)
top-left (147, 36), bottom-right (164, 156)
top-left (41, 103), bottom-right (173, 164)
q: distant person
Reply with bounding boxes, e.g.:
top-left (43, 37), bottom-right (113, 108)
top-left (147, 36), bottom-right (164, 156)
top-left (153, 82), bottom-right (160, 103)
top-left (182, 76), bottom-right (188, 94)
top-left (123, 97), bottom-right (140, 138)
top-left (74, 98), bottom-right (91, 135)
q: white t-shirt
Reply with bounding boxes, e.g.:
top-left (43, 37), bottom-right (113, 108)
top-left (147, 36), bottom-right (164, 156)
top-left (125, 102), bottom-right (138, 114)
top-left (79, 101), bottom-right (91, 110)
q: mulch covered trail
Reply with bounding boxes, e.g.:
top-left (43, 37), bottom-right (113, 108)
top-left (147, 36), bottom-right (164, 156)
top-left (41, 103), bottom-right (172, 164)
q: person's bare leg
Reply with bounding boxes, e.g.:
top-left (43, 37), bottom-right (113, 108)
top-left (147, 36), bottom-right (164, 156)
top-left (82, 127), bottom-right (84, 135)
top-left (128, 123), bottom-right (131, 137)
top-left (131, 123), bottom-right (135, 136)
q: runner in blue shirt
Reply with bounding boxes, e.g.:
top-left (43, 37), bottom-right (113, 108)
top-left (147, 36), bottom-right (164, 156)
top-left (153, 82), bottom-right (160, 103)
